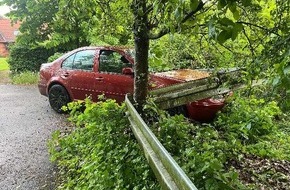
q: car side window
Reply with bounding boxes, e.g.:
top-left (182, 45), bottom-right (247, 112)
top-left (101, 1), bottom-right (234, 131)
top-left (99, 50), bottom-right (131, 74)
top-left (62, 50), bottom-right (96, 71)
top-left (62, 54), bottom-right (75, 69)
top-left (73, 50), bottom-right (96, 70)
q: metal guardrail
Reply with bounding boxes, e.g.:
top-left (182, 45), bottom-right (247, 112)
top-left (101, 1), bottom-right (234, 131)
top-left (149, 70), bottom-right (239, 109)
top-left (125, 95), bottom-right (198, 190)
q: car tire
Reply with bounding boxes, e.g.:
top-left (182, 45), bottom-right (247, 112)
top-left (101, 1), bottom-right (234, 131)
top-left (167, 105), bottom-right (188, 117)
top-left (48, 84), bottom-right (71, 113)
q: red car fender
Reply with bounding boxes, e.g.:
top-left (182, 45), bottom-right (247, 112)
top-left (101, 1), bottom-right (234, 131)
top-left (186, 98), bottom-right (225, 122)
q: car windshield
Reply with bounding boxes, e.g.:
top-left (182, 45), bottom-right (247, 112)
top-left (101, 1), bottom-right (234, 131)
top-left (125, 49), bottom-right (135, 60)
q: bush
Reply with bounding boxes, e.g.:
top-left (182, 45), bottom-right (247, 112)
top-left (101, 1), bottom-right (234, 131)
top-left (8, 45), bottom-right (54, 74)
top-left (144, 104), bottom-right (246, 190)
top-left (48, 52), bottom-right (64, 62)
top-left (144, 94), bottom-right (283, 189)
top-left (215, 95), bottom-right (281, 144)
top-left (50, 95), bottom-right (287, 189)
top-left (49, 99), bottom-right (159, 189)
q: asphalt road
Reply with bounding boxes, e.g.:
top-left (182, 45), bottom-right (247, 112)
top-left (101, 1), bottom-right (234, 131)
top-left (0, 84), bottom-right (66, 190)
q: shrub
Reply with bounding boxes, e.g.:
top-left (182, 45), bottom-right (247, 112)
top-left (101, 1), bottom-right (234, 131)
top-left (50, 95), bottom-right (285, 189)
top-left (8, 45), bottom-right (54, 74)
top-left (144, 104), bottom-right (246, 190)
top-left (49, 99), bottom-right (159, 189)
top-left (144, 94), bottom-right (282, 189)
top-left (48, 52), bottom-right (64, 62)
top-left (215, 95), bottom-right (281, 144)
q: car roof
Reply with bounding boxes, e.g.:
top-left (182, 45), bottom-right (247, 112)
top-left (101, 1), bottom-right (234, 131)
top-left (74, 46), bottom-right (133, 52)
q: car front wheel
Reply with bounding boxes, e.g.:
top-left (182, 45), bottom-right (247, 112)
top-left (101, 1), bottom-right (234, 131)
top-left (48, 84), bottom-right (70, 113)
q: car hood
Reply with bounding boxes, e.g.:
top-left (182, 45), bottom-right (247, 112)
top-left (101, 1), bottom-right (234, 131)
top-left (149, 69), bottom-right (210, 89)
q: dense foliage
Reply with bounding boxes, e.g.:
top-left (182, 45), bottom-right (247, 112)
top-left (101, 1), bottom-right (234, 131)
top-left (8, 45), bottom-right (53, 73)
top-left (49, 99), bottom-right (160, 189)
top-left (49, 94), bottom-right (290, 189)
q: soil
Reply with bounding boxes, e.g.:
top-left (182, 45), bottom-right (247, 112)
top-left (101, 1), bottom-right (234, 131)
top-left (0, 79), bottom-right (67, 189)
top-left (230, 154), bottom-right (290, 190)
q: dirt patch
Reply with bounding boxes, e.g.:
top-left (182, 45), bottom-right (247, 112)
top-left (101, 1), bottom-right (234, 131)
top-left (229, 155), bottom-right (290, 189)
top-left (0, 70), bottom-right (11, 84)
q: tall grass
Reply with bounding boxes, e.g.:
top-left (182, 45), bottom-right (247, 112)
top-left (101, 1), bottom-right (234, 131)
top-left (0, 58), bottom-right (9, 71)
top-left (12, 71), bottom-right (39, 85)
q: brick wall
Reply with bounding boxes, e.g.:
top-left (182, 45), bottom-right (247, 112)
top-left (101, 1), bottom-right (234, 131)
top-left (0, 42), bottom-right (9, 57)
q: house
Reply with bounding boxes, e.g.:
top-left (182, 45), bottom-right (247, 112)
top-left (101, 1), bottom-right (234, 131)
top-left (0, 18), bottom-right (20, 57)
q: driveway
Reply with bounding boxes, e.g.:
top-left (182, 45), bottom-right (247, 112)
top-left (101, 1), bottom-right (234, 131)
top-left (0, 84), bottom-right (66, 189)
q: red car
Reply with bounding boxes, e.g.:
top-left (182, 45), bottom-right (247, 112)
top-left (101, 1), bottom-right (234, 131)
top-left (38, 46), bottom-right (224, 122)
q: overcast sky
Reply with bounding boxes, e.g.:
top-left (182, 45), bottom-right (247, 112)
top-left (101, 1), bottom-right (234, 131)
top-left (0, 5), bottom-right (10, 16)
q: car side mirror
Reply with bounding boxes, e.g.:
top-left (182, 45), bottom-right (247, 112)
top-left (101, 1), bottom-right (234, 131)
top-left (122, 67), bottom-right (134, 75)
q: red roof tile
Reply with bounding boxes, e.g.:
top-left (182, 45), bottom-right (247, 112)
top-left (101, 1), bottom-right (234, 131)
top-left (0, 18), bottom-right (20, 43)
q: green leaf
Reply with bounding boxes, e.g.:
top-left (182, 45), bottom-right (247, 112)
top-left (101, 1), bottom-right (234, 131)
top-left (210, 159), bottom-right (222, 170)
top-left (217, 0), bottom-right (227, 9)
top-left (241, 0), bottom-right (252, 7)
top-left (246, 123), bottom-right (251, 130)
top-left (174, 6), bottom-right (182, 21)
top-left (190, 0), bottom-right (199, 11)
top-left (228, 2), bottom-right (237, 15)
top-left (217, 30), bottom-right (231, 44)
top-left (205, 178), bottom-right (219, 190)
top-left (272, 77), bottom-right (280, 86)
top-left (231, 23), bottom-right (243, 40)
top-left (233, 9), bottom-right (240, 20)
top-left (283, 65), bottom-right (290, 75)
top-left (208, 19), bottom-right (217, 39)
top-left (219, 17), bottom-right (234, 26)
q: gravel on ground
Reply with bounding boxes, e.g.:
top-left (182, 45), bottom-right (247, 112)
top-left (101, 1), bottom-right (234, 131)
top-left (0, 84), bottom-right (66, 190)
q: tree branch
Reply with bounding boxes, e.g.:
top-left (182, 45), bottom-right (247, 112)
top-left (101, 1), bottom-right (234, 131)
top-left (237, 21), bottom-right (281, 37)
top-left (181, 1), bottom-right (204, 24)
top-left (148, 0), bottom-right (204, 40)
top-left (242, 27), bottom-right (255, 56)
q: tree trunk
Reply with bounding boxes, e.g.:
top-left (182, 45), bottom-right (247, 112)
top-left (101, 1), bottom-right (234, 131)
top-left (133, 0), bottom-right (149, 111)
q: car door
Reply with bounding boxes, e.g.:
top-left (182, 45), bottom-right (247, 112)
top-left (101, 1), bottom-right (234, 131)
top-left (60, 49), bottom-right (98, 101)
top-left (95, 49), bottom-right (134, 103)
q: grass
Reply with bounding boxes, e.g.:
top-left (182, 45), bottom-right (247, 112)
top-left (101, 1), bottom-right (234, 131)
top-left (11, 71), bottom-right (39, 85)
top-left (0, 58), bottom-right (38, 84)
top-left (0, 58), bottom-right (9, 71)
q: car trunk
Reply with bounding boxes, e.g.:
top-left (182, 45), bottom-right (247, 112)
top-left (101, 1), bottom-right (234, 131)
top-left (150, 69), bottom-right (225, 122)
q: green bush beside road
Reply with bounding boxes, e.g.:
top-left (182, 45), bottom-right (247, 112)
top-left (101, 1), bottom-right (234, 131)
top-left (49, 94), bottom-right (290, 189)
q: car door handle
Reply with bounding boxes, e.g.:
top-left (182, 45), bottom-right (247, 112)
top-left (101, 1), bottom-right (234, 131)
top-left (61, 72), bottom-right (69, 78)
top-left (95, 77), bottom-right (103, 81)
